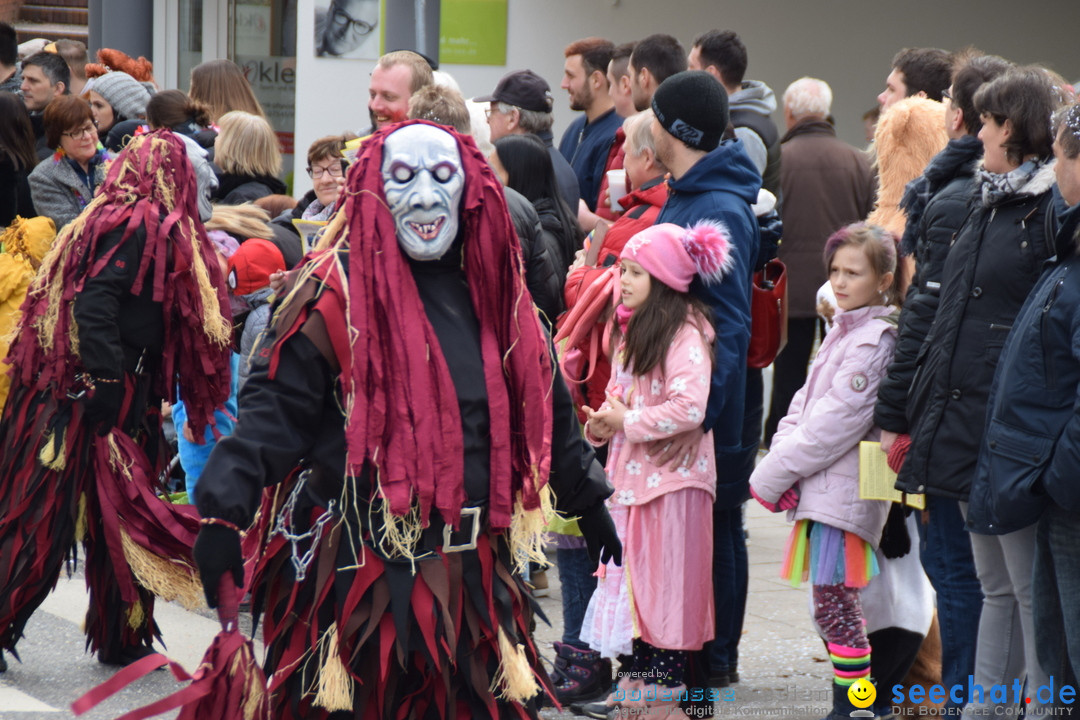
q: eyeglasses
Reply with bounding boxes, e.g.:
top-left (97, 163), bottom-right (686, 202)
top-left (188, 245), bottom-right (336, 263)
top-left (307, 163), bottom-right (345, 179)
top-left (329, 5), bottom-right (376, 36)
top-left (62, 123), bottom-right (97, 140)
top-left (941, 89), bottom-right (952, 101)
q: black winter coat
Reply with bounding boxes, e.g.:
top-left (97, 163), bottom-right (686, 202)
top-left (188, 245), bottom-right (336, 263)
top-left (965, 198), bottom-right (1080, 534)
top-left (897, 162), bottom-right (1059, 500)
top-left (875, 137), bottom-right (982, 433)
top-left (504, 187), bottom-right (564, 322)
top-left (212, 172), bottom-right (288, 206)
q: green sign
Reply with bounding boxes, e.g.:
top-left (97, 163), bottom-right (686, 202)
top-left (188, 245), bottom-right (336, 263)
top-left (439, 0), bottom-right (507, 65)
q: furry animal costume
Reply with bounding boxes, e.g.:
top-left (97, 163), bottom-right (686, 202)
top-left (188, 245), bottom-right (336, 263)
top-left (868, 97), bottom-right (949, 238)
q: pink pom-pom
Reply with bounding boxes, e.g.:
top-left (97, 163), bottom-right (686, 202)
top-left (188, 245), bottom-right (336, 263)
top-left (682, 220), bottom-right (734, 285)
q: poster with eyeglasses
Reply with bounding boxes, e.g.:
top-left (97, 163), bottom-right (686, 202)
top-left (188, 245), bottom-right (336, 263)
top-left (315, 0), bottom-right (381, 59)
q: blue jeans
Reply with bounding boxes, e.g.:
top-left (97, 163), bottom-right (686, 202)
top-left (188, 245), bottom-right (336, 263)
top-left (708, 503), bottom-right (748, 672)
top-left (1033, 504), bottom-right (1080, 688)
top-left (917, 495), bottom-right (982, 709)
top-left (557, 546), bottom-right (597, 648)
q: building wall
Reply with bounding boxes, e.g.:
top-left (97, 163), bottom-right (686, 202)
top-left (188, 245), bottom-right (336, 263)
top-left (293, 0), bottom-right (1080, 195)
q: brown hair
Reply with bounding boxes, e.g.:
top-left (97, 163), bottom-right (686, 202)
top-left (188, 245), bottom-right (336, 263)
top-left (377, 51), bottom-right (434, 94)
top-left (43, 94), bottom-right (94, 148)
top-left (892, 47), bottom-right (953, 101)
top-left (565, 37), bottom-right (615, 78)
top-left (823, 223), bottom-right (901, 306)
top-left (610, 281), bottom-right (713, 377)
top-left (950, 49), bottom-right (1012, 136)
top-left (53, 39), bottom-right (87, 81)
top-left (188, 59), bottom-right (265, 124)
top-left (407, 85), bottom-right (471, 133)
top-left (975, 65), bottom-right (1063, 165)
top-left (146, 89), bottom-right (211, 129)
top-left (0, 91), bottom-right (37, 170)
top-left (306, 134), bottom-right (347, 167)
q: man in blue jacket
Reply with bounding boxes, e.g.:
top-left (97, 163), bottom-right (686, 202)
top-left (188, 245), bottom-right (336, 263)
top-left (650, 70), bottom-right (761, 690)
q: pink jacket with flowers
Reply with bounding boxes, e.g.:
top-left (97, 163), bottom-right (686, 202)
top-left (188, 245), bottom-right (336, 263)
top-left (586, 314), bottom-right (716, 506)
top-left (750, 304), bottom-right (896, 546)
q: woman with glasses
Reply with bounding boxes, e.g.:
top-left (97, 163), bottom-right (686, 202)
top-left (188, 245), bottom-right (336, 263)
top-left (301, 135), bottom-right (348, 221)
top-left (28, 95), bottom-right (110, 230)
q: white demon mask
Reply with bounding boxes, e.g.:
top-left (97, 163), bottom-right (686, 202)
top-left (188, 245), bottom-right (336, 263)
top-left (382, 124), bottom-right (465, 261)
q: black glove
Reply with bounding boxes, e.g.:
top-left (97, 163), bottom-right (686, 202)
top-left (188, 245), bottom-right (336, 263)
top-left (879, 503), bottom-right (911, 560)
top-left (577, 503), bottom-right (622, 567)
top-left (81, 378), bottom-right (123, 436)
top-left (193, 523), bottom-right (244, 608)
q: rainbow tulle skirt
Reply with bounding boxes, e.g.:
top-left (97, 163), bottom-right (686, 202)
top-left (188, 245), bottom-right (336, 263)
top-left (780, 519), bottom-right (878, 588)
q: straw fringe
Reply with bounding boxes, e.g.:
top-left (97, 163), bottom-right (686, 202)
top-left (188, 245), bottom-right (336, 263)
top-left (119, 527), bottom-right (204, 611)
top-left (126, 597), bottom-right (144, 631)
top-left (508, 484), bottom-right (554, 574)
top-left (74, 492), bottom-right (88, 542)
top-left (38, 427), bottom-right (67, 470)
top-left (490, 625), bottom-right (540, 703)
top-left (232, 649), bottom-right (269, 720)
top-left (312, 622), bottom-right (354, 711)
top-left (313, 209), bottom-right (347, 253)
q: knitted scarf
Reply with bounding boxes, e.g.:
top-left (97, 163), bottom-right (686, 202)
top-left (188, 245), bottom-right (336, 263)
top-left (8, 129), bottom-right (232, 436)
top-left (979, 158), bottom-right (1047, 206)
top-left (284, 120), bottom-right (553, 532)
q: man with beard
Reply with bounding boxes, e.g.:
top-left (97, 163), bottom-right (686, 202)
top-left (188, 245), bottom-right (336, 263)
top-left (192, 121), bottom-right (621, 719)
top-left (558, 37), bottom-right (620, 214)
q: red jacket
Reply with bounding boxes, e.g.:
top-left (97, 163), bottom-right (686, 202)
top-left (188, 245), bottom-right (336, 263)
top-left (563, 176), bottom-right (667, 416)
top-left (593, 127), bottom-right (626, 222)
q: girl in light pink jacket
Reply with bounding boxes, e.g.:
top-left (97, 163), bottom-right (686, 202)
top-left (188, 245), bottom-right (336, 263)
top-left (580, 221), bottom-right (733, 710)
top-left (749, 223), bottom-right (900, 714)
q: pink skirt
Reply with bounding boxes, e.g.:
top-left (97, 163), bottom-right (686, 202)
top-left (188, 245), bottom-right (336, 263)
top-left (582, 488), bottom-right (715, 656)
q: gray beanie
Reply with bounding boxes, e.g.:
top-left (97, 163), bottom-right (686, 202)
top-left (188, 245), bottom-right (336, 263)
top-left (651, 70), bottom-right (728, 152)
top-left (87, 71), bottom-right (151, 121)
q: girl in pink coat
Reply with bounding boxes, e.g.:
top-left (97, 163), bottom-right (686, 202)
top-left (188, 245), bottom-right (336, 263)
top-left (749, 223), bottom-right (899, 718)
top-left (581, 221), bottom-right (733, 712)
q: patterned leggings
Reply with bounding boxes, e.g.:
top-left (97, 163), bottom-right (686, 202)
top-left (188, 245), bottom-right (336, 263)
top-left (629, 638), bottom-right (688, 687)
top-left (812, 582), bottom-right (869, 649)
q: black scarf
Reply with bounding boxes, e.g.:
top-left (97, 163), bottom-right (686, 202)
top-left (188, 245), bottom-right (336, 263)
top-left (898, 135), bottom-right (982, 256)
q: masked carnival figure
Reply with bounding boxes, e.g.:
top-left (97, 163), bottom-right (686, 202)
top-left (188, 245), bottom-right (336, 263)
top-left (192, 121), bottom-right (622, 719)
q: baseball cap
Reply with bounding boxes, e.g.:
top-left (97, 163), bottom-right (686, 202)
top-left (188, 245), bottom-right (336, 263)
top-left (475, 70), bottom-right (553, 113)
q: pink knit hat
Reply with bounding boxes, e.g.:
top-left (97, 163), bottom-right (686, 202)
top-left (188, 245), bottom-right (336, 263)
top-left (620, 221), bottom-right (735, 292)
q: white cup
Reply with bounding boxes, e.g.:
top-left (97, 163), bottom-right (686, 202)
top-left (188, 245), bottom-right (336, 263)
top-left (607, 169), bottom-right (628, 211)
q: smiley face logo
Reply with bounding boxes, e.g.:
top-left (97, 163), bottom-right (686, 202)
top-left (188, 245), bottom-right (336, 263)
top-left (847, 678), bottom-right (876, 709)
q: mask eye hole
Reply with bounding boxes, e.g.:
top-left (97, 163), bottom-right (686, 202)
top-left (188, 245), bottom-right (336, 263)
top-left (432, 162), bottom-right (457, 183)
top-left (389, 162), bottom-right (414, 183)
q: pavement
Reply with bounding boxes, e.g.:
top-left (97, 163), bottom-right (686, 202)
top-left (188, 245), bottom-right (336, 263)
top-left (0, 499), bottom-right (836, 719)
top-left (534, 499), bottom-right (837, 720)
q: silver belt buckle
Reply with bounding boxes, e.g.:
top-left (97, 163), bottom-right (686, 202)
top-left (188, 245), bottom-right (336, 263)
top-left (443, 506), bottom-right (481, 552)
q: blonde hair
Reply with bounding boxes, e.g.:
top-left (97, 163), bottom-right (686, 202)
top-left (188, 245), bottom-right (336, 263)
top-left (215, 110), bottom-right (282, 177)
top-left (188, 59), bottom-right (265, 124)
top-left (377, 51), bottom-right (433, 94)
